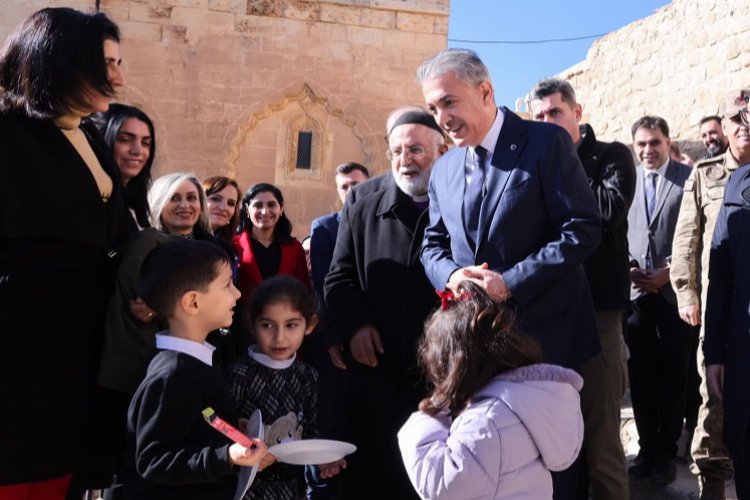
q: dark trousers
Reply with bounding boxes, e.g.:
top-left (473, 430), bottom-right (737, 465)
top-left (735, 418), bottom-right (750, 499)
top-left (303, 338), bottom-right (347, 500)
top-left (340, 363), bottom-right (421, 500)
top-left (551, 454), bottom-right (582, 500)
top-left (627, 293), bottom-right (698, 460)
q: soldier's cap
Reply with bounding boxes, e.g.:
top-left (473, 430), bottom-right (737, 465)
top-left (722, 88), bottom-right (750, 120)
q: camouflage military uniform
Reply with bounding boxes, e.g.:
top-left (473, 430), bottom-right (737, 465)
top-left (670, 150), bottom-right (739, 481)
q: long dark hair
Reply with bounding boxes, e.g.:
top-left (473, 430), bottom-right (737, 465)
top-left (418, 281), bottom-right (543, 418)
top-left (0, 7), bottom-right (120, 118)
top-left (238, 183), bottom-right (293, 243)
top-left (95, 103), bottom-right (155, 228)
top-left (203, 176), bottom-right (241, 242)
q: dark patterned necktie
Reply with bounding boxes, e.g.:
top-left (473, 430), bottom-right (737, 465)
top-left (463, 146), bottom-right (487, 247)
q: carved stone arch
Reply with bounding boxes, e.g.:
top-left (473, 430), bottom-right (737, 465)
top-left (223, 82), bottom-right (379, 239)
top-left (224, 83), bottom-right (374, 178)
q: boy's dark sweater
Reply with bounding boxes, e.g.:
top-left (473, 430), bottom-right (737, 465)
top-left (124, 349), bottom-right (239, 500)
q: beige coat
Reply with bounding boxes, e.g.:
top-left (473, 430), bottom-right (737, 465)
top-left (670, 150), bottom-right (740, 316)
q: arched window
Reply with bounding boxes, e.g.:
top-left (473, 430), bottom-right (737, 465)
top-left (296, 131), bottom-right (313, 170)
top-left (286, 113), bottom-right (322, 180)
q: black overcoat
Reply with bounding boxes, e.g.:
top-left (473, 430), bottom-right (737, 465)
top-left (0, 110), bottom-right (129, 483)
top-left (324, 174), bottom-right (437, 498)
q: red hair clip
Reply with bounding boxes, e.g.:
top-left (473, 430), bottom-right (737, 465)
top-left (436, 289), bottom-right (473, 310)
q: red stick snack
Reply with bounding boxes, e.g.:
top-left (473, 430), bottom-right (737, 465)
top-left (202, 407), bottom-right (254, 448)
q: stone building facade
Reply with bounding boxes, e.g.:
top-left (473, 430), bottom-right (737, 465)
top-left (1, 0), bottom-right (449, 236)
top-left (522, 0), bottom-right (750, 157)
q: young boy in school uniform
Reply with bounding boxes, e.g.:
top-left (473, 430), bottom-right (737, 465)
top-left (124, 239), bottom-right (266, 500)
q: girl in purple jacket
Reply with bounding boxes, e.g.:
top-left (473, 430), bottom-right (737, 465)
top-left (398, 282), bottom-right (584, 500)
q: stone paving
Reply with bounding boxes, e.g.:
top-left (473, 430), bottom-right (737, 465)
top-left (621, 395), bottom-right (738, 500)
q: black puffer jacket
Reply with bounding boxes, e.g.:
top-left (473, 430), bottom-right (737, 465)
top-left (577, 124), bottom-right (636, 311)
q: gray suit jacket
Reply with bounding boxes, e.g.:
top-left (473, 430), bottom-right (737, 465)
top-left (627, 160), bottom-right (692, 303)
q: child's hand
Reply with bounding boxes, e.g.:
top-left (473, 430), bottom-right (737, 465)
top-left (258, 451), bottom-right (277, 472)
top-left (228, 438), bottom-right (267, 467)
top-left (318, 459), bottom-right (346, 479)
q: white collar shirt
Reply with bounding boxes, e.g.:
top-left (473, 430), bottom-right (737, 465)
top-left (465, 107), bottom-right (505, 184)
top-left (155, 333), bottom-right (216, 366)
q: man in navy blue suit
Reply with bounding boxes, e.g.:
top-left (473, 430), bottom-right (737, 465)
top-left (417, 48), bottom-right (602, 499)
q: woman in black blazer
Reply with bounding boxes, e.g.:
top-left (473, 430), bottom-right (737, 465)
top-left (0, 8), bottom-right (130, 497)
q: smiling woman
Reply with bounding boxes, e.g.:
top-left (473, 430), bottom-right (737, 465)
top-left (95, 173), bottom-right (248, 492)
top-left (99, 173), bottom-right (216, 395)
top-left (203, 175), bottom-right (242, 242)
top-left (97, 104), bottom-right (156, 231)
top-left (0, 7), bottom-right (133, 496)
top-left (233, 183), bottom-right (310, 312)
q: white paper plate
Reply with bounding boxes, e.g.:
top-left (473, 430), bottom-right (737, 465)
top-left (233, 409), bottom-right (263, 500)
top-left (268, 439), bottom-right (356, 465)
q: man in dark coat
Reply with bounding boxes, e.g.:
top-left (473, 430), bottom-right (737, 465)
top-left (324, 106), bottom-right (446, 499)
top-left (704, 88), bottom-right (750, 499)
top-left (529, 77), bottom-right (635, 500)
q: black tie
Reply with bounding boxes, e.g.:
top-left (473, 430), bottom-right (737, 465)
top-left (463, 146), bottom-right (487, 248)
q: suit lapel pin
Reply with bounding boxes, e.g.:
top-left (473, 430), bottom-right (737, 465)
top-left (510, 144), bottom-right (517, 151)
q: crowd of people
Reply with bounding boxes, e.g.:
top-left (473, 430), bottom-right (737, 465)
top-left (1, 6), bottom-right (750, 500)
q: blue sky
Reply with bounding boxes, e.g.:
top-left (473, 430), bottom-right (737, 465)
top-left (447, 0), bottom-right (672, 108)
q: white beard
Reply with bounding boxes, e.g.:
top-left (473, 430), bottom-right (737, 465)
top-left (393, 169), bottom-right (430, 198)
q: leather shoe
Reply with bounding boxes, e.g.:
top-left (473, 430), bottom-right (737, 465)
top-left (650, 457), bottom-right (677, 485)
top-left (628, 451), bottom-right (653, 478)
top-left (628, 461), bottom-right (652, 478)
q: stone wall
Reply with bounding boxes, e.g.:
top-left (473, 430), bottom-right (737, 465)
top-left (524, 0), bottom-right (750, 157)
top-left (0, 0), bottom-right (448, 236)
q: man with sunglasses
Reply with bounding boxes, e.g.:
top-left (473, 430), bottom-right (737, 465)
top-left (671, 89), bottom-right (750, 499)
top-left (704, 88), bottom-right (750, 499)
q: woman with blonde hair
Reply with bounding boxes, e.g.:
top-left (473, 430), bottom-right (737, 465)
top-left (100, 172), bottom-right (212, 394)
top-left (95, 173), bottom-right (231, 496)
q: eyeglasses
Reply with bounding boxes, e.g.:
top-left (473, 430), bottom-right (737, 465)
top-left (386, 146), bottom-right (425, 161)
top-left (741, 108), bottom-right (750, 126)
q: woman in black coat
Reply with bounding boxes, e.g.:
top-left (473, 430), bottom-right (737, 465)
top-left (0, 7), bottom-right (130, 496)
